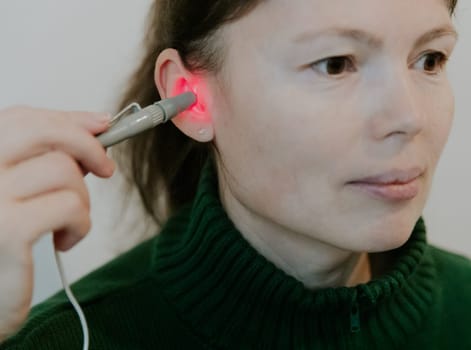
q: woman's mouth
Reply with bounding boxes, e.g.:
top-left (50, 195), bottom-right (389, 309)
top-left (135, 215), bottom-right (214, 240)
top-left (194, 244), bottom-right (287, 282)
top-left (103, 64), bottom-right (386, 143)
top-left (347, 168), bottom-right (423, 201)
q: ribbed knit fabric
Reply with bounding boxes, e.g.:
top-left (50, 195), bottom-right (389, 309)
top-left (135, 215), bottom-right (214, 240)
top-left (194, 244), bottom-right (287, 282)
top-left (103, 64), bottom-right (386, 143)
top-left (1, 159), bottom-right (470, 349)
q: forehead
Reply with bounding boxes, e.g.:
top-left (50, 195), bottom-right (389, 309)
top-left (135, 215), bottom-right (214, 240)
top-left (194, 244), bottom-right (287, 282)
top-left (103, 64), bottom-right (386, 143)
top-left (226, 0), bottom-right (452, 43)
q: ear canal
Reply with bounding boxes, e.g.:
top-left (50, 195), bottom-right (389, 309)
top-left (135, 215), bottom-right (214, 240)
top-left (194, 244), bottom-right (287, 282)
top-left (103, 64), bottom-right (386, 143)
top-left (172, 77), bottom-right (207, 115)
top-left (173, 77), bottom-right (192, 95)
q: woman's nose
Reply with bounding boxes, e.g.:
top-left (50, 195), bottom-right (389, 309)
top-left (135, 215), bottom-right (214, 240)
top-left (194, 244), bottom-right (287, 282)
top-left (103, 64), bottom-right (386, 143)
top-left (368, 71), bottom-right (425, 141)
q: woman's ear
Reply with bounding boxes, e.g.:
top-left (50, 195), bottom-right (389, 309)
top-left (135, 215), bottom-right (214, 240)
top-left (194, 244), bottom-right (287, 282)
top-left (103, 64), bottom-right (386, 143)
top-left (154, 48), bottom-right (214, 143)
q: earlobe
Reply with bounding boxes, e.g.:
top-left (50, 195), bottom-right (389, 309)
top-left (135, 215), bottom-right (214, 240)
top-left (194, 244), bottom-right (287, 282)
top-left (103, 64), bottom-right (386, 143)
top-left (154, 48), bottom-right (214, 143)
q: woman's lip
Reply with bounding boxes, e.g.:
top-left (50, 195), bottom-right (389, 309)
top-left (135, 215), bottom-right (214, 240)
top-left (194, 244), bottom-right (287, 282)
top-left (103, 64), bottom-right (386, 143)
top-left (349, 168), bottom-right (424, 185)
top-left (347, 178), bottom-right (420, 201)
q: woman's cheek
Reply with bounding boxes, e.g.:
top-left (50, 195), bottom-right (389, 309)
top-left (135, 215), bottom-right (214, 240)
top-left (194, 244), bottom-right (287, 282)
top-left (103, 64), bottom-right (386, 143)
top-left (430, 85), bottom-right (454, 156)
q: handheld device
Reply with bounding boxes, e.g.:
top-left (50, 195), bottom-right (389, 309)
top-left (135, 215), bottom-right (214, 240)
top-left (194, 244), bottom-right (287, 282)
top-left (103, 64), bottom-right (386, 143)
top-left (97, 91), bottom-right (197, 147)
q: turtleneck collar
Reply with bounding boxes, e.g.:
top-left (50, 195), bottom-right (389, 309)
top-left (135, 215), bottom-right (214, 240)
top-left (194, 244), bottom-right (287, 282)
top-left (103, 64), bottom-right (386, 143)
top-left (151, 158), bottom-right (438, 349)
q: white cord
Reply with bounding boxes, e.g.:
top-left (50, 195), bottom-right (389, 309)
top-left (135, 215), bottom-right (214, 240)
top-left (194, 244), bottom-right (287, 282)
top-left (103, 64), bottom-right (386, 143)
top-left (54, 250), bottom-right (89, 350)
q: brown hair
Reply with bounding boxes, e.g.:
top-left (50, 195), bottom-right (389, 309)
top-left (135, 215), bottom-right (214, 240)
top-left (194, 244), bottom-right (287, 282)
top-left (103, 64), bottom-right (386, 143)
top-left (114, 0), bottom-right (459, 226)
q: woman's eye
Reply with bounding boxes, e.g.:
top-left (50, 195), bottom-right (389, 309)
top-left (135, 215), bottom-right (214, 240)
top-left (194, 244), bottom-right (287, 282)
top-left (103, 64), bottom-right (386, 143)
top-left (415, 51), bottom-right (448, 74)
top-left (311, 56), bottom-right (356, 76)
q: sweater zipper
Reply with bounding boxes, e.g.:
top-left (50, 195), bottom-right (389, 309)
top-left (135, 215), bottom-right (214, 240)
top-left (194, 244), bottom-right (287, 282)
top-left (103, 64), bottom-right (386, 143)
top-left (350, 297), bottom-right (361, 333)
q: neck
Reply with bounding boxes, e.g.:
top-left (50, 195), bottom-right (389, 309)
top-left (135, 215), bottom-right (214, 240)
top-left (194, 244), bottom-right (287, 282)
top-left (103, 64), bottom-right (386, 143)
top-left (220, 181), bottom-right (371, 290)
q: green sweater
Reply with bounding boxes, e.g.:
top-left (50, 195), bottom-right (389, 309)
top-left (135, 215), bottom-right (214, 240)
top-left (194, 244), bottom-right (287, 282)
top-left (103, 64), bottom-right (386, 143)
top-left (1, 161), bottom-right (471, 349)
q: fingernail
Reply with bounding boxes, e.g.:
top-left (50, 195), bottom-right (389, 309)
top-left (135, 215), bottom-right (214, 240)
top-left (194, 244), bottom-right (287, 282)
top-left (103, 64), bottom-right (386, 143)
top-left (54, 231), bottom-right (81, 252)
top-left (93, 112), bottom-right (112, 124)
top-left (106, 160), bottom-right (116, 176)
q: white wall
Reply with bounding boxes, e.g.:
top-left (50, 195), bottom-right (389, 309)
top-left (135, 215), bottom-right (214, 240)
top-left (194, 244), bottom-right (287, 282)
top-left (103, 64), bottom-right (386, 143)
top-left (423, 4), bottom-right (471, 257)
top-left (0, 1), bottom-right (470, 305)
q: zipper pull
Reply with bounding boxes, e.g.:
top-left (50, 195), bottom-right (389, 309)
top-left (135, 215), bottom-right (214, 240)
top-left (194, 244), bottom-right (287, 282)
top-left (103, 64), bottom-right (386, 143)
top-left (350, 301), bottom-right (361, 333)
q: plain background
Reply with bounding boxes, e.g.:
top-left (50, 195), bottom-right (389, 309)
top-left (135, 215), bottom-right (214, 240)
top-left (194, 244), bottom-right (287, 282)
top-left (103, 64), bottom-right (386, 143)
top-left (0, 1), bottom-right (470, 305)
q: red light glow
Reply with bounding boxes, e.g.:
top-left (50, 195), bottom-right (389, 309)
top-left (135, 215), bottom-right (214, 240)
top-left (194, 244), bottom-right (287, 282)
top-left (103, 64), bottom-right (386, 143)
top-left (173, 77), bottom-right (209, 121)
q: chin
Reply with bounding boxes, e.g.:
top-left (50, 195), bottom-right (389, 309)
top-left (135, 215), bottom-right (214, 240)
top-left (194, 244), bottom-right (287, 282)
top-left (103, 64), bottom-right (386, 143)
top-left (362, 214), bottom-right (420, 253)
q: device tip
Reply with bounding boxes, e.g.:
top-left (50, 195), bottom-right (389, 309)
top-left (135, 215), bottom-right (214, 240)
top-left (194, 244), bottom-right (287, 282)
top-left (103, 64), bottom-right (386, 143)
top-left (173, 91), bottom-right (197, 112)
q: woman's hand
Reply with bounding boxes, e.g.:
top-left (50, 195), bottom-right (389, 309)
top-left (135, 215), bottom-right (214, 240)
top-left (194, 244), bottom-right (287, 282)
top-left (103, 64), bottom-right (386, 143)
top-left (0, 106), bottom-right (115, 341)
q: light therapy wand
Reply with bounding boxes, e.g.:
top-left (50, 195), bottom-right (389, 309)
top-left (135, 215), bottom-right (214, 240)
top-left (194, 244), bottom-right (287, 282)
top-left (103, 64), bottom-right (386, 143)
top-left (96, 91), bottom-right (197, 147)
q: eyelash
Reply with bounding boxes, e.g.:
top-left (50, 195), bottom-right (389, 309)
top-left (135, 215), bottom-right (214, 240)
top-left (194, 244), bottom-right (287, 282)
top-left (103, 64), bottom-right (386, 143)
top-left (414, 51), bottom-right (449, 75)
top-left (310, 51), bottom-right (449, 77)
top-left (310, 56), bottom-right (356, 77)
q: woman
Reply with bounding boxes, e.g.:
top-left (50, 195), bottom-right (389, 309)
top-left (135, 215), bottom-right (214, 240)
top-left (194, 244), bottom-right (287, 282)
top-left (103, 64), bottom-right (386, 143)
top-left (0, 0), bottom-right (469, 348)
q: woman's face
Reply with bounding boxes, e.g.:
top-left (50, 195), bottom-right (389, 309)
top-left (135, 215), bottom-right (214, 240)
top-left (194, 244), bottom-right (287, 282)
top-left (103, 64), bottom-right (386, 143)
top-left (208, 0), bottom-right (457, 252)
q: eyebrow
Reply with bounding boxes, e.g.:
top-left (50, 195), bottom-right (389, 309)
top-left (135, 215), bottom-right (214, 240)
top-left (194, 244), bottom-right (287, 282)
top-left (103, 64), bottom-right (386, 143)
top-left (293, 24), bottom-right (458, 48)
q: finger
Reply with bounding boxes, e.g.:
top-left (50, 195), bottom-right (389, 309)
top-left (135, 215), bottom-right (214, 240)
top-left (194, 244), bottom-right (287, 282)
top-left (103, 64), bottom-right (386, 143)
top-left (0, 151), bottom-right (90, 209)
top-left (62, 110), bottom-right (112, 135)
top-left (16, 190), bottom-right (91, 250)
top-left (0, 109), bottom-right (114, 178)
top-left (0, 106), bottom-right (111, 134)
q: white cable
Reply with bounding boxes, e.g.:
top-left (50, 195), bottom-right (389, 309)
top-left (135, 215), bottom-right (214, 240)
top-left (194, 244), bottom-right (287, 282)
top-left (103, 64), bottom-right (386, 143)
top-left (54, 250), bottom-right (89, 350)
